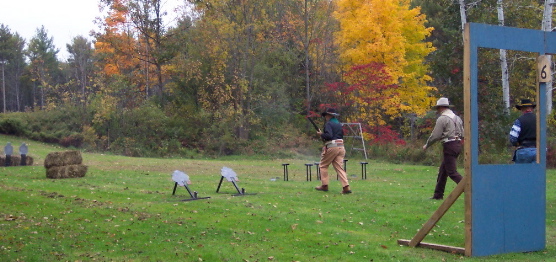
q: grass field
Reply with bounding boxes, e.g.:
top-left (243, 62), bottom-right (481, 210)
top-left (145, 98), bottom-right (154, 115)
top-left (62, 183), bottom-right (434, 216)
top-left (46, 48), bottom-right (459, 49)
top-left (0, 134), bottom-right (555, 261)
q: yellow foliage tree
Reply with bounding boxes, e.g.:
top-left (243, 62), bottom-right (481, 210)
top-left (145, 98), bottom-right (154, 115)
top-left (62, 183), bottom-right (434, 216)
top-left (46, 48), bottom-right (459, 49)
top-left (334, 0), bottom-right (436, 123)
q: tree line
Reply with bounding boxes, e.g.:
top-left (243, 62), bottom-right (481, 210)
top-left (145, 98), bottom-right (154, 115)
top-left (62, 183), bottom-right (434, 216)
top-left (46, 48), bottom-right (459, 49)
top-left (0, 0), bottom-right (554, 162)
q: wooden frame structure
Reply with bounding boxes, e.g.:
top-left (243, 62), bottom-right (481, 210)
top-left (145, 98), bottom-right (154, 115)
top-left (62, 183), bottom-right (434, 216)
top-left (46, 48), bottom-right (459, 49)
top-left (399, 23), bottom-right (552, 256)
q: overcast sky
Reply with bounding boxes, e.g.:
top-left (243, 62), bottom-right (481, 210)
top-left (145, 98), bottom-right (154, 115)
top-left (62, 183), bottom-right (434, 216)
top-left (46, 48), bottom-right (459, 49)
top-left (0, 0), bottom-right (184, 60)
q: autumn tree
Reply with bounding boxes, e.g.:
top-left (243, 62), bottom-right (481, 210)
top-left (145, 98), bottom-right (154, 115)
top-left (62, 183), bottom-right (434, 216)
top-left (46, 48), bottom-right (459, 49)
top-left (27, 26), bottom-right (61, 110)
top-left (95, 0), bottom-right (176, 107)
top-left (66, 35), bottom-right (94, 105)
top-left (279, 0), bottom-right (339, 115)
top-left (334, 0), bottom-right (436, 133)
top-left (127, 0), bottom-right (176, 100)
top-left (326, 62), bottom-right (403, 142)
top-left (183, 0), bottom-right (308, 142)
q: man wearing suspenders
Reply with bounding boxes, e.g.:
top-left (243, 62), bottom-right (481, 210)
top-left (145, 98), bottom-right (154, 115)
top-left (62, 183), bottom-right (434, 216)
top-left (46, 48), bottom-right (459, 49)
top-left (423, 98), bottom-right (464, 200)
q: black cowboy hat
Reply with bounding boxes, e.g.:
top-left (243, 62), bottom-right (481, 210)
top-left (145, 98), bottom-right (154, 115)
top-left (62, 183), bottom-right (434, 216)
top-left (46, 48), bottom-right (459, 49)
top-left (515, 99), bottom-right (536, 110)
top-left (321, 107), bottom-right (340, 117)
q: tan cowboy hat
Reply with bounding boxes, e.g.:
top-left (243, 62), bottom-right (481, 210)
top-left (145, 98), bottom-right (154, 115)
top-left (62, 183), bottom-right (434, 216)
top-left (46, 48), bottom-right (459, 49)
top-left (432, 97), bottom-right (454, 109)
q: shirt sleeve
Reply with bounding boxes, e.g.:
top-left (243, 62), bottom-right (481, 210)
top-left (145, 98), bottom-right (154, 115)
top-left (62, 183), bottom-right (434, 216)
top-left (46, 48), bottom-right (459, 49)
top-left (425, 116), bottom-right (447, 148)
top-left (509, 119), bottom-right (521, 146)
top-left (320, 122), bottom-right (333, 141)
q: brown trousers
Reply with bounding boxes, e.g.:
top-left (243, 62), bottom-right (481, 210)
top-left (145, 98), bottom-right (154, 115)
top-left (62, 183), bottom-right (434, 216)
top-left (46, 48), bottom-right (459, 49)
top-left (319, 146), bottom-right (349, 187)
top-left (433, 140), bottom-right (463, 198)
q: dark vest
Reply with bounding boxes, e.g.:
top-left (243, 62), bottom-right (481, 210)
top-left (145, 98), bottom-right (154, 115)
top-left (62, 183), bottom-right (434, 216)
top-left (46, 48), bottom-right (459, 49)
top-left (517, 112), bottom-right (536, 146)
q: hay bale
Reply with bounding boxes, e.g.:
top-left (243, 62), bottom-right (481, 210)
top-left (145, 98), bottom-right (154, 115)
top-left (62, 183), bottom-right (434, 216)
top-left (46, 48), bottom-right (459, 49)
top-left (46, 164), bottom-right (88, 179)
top-left (44, 151), bottom-right (83, 168)
top-left (10, 155), bottom-right (20, 166)
top-left (26, 155), bottom-right (34, 166)
top-left (0, 155), bottom-right (14, 166)
top-left (0, 155), bottom-right (33, 166)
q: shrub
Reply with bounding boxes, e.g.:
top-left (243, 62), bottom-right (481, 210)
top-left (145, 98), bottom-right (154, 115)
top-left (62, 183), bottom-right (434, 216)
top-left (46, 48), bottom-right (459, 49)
top-left (547, 139), bottom-right (556, 168)
top-left (0, 118), bottom-right (25, 136)
top-left (59, 133), bottom-right (84, 148)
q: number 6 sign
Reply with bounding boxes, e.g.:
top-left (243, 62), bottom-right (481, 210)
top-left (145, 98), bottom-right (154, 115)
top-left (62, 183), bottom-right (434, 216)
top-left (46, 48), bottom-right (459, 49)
top-left (538, 55), bottom-right (552, 83)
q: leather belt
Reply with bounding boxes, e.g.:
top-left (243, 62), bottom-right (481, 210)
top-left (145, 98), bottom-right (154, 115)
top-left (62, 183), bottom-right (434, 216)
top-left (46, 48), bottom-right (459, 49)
top-left (442, 136), bottom-right (461, 143)
top-left (325, 139), bottom-right (344, 148)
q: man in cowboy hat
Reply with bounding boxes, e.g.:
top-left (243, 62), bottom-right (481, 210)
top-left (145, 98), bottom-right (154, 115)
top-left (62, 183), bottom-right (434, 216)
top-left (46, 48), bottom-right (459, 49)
top-left (509, 99), bottom-right (537, 163)
top-left (315, 107), bottom-right (352, 194)
top-left (423, 97), bottom-right (464, 200)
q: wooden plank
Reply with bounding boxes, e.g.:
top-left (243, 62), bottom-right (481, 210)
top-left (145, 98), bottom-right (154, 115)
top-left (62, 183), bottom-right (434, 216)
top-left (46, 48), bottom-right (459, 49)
top-left (408, 176), bottom-right (467, 247)
top-left (463, 23), bottom-right (473, 257)
top-left (536, 56), bottom-right (542, 164)
top-left (398, 239), bottom-right (465, 255)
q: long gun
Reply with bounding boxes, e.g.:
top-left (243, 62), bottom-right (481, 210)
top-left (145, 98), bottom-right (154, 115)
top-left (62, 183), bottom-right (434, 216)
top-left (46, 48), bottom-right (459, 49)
top-left (307, 117), bottom-right (320, 132)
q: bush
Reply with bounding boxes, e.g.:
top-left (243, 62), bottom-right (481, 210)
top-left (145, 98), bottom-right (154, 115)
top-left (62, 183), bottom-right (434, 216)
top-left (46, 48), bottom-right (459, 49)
top-left (0, 118), bottom-right (25, 136)
top-left (59, 133), bottom-right (84, 148)
top-left (547, 139), bottom-right (556, 168)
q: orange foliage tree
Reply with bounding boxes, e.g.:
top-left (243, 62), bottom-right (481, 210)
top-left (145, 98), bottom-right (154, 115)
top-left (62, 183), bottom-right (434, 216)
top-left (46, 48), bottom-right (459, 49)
top-left (94, 0), bottom-right (173, 107)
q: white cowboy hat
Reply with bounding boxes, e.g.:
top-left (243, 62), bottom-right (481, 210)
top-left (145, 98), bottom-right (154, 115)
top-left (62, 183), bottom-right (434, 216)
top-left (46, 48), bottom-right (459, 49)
top-left (432, 97), bottom-right (454, 109)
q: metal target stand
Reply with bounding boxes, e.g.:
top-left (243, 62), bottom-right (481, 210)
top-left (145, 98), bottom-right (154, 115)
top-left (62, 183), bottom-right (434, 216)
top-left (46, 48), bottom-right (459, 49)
top-left (171, 170), bottom-right (210, 201)
top-left (172, 182), bottom-right (210, 201)
top-left (216, 167), bottom-right (256, 196)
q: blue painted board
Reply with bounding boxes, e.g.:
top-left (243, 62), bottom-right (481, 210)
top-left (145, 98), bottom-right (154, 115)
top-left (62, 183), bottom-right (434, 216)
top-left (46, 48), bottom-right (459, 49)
top-left (466, 23), bottom-right (548, 256)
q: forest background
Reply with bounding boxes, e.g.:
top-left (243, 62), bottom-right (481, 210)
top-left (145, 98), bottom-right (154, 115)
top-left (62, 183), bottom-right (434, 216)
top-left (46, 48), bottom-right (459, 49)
top-left (0, 0), bottom-right (555, 166)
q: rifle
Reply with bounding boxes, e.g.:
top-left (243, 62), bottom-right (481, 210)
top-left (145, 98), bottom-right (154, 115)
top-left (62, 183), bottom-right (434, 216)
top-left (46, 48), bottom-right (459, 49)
top-left (307, 117), bottom-right (320, 132)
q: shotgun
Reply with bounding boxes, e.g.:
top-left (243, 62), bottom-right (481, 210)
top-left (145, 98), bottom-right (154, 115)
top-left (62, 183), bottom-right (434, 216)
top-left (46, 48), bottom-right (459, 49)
top-left (307, 117), bottom-right (320, 132)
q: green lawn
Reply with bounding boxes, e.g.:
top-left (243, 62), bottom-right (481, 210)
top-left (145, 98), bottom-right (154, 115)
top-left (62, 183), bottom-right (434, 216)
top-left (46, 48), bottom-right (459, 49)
top-left (0, 134), bottom-right (554, 261)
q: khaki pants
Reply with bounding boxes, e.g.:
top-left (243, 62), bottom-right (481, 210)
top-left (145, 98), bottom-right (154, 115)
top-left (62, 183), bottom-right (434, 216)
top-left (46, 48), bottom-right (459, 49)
top-left (319, 146), bottom-right (349, 187)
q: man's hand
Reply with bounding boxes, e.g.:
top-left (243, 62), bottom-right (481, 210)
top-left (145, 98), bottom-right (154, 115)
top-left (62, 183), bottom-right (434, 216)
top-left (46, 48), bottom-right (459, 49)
top-left (422, 145), bottom-right (427, 150)
top-left (317, 129), bottom-right (322, 136)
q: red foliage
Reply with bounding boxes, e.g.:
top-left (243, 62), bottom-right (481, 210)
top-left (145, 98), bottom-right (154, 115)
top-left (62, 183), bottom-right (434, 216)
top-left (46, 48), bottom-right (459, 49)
top-left (343, 63), bottom-right (398, 96)
top-left (324, 62), bottom-right (398, 107)
top-left (367, 125), bottom-right (406, 146)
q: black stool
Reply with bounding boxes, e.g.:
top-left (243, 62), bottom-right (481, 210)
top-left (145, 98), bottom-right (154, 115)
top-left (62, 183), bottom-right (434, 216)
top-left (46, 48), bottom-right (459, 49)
top-left (360, 162), bottom-right (368, 179)
top-left (282, 163), bottom-right (290, 181)
top-left (339, 159), bottom-right (348, 180)
top-left (305, 163), bottom-right (313, 181)
top-left (314, 162), bottom-right (321, 180)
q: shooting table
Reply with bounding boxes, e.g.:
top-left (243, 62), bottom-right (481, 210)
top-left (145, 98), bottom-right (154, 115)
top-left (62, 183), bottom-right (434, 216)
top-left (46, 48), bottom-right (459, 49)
top-left (360, 162), bottom-right (368, 179)
top-left (314, 162), bottom-right (321, 180)
top-left (281, 163), bottom-right (289, 181)
top-left (304, 163), bottom-right (313, 181)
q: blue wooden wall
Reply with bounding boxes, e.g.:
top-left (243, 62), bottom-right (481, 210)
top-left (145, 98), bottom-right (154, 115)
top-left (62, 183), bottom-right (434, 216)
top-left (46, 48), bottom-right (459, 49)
top-left (465, 23), bottom-right (550, 256)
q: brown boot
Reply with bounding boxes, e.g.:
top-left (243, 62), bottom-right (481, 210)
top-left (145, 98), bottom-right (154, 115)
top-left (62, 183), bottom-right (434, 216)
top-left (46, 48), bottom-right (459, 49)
top-left (315, 185), bottom-right (328, 191)
top-left (342, 185), bottom-right (352, 194)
